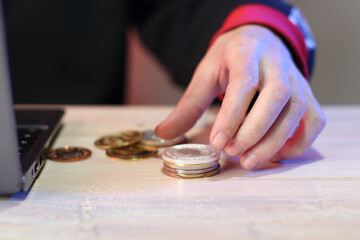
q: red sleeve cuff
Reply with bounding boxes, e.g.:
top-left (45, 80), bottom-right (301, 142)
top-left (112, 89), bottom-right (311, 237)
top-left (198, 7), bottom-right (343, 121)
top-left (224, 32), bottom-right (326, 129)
top-left (210, 4), bottom-right (309, 80)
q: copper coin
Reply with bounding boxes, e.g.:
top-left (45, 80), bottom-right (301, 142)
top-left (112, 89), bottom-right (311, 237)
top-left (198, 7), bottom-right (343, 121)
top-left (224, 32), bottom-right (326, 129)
top-left (47, 146), bottom-right (91, 162)
top-left (106, 143), bottom-right (158, 161)
top-left (95, 130), bottom-right (143, 149)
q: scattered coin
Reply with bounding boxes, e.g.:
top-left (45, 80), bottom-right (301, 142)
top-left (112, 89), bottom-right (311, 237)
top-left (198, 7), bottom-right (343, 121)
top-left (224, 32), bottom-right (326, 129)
top-left (47, 146), bottom-right (91, 162)
top-left (141, 129), bottom-right (186, 147)
top-left (106, 143), bottom-right (158, 161)
top-left (95, 130), bottom-right (143, 149)
top-left (94, 130), bottom-right (221, 178)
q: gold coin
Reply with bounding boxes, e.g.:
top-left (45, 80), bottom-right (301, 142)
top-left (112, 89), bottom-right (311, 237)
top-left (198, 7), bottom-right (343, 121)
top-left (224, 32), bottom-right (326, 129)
top-left (95, 131), bottom-right (143, 149)
top-left (106, 143), bottom-right (158, 161)
top-left (47, 146), bottom-right (91, 162)
top-left (161, 165), bottom-right (220, 179)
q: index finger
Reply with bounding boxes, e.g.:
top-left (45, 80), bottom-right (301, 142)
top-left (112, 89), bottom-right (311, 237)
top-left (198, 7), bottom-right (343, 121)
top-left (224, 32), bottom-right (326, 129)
top-left (156, 62), bottom-right (219, 139)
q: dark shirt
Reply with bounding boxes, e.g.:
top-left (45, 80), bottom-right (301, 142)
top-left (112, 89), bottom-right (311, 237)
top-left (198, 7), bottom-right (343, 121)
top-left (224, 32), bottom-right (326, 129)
top-left (3, 0), bottom-right (296, 104)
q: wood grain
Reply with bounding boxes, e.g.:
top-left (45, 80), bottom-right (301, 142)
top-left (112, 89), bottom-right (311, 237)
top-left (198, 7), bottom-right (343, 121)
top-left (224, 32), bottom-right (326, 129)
top-left (1, 105), bottom-right (359, 240)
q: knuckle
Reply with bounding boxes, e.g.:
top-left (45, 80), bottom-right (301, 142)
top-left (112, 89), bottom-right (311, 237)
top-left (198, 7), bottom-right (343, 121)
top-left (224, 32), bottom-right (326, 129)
top-left (244, 38), bottom-right (260, 53)
top-left (194, 63), bottom-right (216, 84)
top-left (230, 34), bottom-right (259, 52)
top-left (236, 139), bottom-right (251, 151)
top-left (290, 95), bottom-right (308, 113)
top-left (313, 112), bottom-right (327, 132)
top-left (270, 82), bottom-right (291, 103)
top-left (245, 74), bottom-right (259, 90)
top-left (234, 129), bottom-right (262, 150)
top-left (232, 72), bottom-right (259, 92)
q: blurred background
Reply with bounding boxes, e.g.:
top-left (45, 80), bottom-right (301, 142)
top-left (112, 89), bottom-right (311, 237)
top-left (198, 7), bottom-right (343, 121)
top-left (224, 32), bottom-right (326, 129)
top-left (126, 0), bottom-right (360, 105)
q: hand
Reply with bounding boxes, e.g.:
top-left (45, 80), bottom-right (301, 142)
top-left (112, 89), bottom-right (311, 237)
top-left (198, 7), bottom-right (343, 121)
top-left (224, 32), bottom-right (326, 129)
top-left (155, 24), bottom-right (326, 170)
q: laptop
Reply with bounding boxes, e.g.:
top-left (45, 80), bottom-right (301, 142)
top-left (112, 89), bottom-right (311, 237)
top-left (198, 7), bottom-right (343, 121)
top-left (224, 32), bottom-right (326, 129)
top-left (0, 2), bottom-right (64, 194)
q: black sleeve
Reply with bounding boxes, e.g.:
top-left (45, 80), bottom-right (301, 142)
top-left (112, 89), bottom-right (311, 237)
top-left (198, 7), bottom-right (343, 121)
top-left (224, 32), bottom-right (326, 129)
top-left (132, 0), bottom-right (314, 88)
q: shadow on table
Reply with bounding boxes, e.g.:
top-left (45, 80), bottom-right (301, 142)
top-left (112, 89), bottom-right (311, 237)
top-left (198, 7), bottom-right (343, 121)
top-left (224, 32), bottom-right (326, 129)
top-left (216, 147), bottom-right (324, 179)
top-left (187, 123), bottom-right (324, 179)
top-left (0, 191), bottom-right (30, 211)
top-left (188, 122), bottom-right (324, 177)
top-left (0, 191), bottom-right (30, 201)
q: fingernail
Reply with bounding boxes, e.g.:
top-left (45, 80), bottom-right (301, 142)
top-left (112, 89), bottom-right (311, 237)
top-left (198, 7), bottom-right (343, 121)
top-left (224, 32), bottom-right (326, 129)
top-left (156, 122), bottom-right (175, 139)
top-left (212, 132), bottom-right (229, 150)
top-left (243, 154), bottom-right (261, 170)
top-left (225, 141), bottom-right (245, 157)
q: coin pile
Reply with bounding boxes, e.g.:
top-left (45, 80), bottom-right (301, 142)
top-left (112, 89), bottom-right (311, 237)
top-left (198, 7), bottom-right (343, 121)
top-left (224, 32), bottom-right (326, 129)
top-left (161, 144), bottom-right (221, 178)
top-left (94, 130), bottom-right (143, 150)
top-left (95, 129), bottom-right (185, 161)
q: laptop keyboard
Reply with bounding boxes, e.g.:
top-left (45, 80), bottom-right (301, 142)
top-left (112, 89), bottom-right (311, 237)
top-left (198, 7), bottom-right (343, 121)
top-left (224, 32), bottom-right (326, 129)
top-left (17, 128), bottom-right (42, 159)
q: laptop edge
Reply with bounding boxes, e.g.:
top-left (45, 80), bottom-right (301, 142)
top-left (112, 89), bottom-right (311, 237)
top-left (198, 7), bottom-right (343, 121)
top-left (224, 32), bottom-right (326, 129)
top-left (0, 0), bottom-right (23, 193)
top-left (0, 1), bottom-right (64, 194)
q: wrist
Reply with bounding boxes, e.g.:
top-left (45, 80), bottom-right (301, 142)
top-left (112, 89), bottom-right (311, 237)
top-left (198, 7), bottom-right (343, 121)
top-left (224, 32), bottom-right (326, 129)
top-left (209, 4), bottom-right (309, 79)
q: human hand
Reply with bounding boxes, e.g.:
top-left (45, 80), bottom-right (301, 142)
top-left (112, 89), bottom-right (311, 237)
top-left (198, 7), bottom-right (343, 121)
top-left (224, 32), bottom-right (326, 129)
top-left (155, 24), bottom-right (326, 170)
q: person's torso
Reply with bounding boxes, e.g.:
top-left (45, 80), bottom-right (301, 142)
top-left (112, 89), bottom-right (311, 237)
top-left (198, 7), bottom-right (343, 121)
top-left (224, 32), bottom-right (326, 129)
top-left (4, 0), bottom-right (129, 104)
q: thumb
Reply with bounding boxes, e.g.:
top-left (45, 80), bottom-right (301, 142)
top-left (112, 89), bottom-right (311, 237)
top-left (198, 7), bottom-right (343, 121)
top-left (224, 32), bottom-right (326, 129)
top-left (156, 63), bottom-right (219, 139)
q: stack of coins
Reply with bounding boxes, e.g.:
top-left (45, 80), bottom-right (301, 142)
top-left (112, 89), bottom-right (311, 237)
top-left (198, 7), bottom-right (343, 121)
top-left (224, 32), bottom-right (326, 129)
top-left (161, 144), bottom-right (220, 178)
top-left (94, 129), bottom-right (185, 161)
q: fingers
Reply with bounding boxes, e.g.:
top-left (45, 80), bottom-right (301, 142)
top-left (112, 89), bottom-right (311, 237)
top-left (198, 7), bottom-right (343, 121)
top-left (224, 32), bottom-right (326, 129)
top-left (269, 80), bottom-right (326, 163)
top-left (239, 93), bottom-right (306, 170)
top-left (157, 24), bottom-right (326, 169)
top-left (209, 49), bottom-right (259, 150)
top-left (223, 52), bottom-right (293, 156)
top-left (156, 60), bottom-right (219, 139)
top-left (239, 69), bottom-right (325, 170)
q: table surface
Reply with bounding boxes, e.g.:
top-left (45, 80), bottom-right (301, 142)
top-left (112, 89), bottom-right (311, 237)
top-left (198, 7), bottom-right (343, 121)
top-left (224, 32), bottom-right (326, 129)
top-left (0, 105), bottom-right (359, 240)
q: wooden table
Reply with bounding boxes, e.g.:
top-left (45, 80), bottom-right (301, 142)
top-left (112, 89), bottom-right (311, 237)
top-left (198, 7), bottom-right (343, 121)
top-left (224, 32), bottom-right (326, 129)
top-left (1, 106), bottom-right (359, 240)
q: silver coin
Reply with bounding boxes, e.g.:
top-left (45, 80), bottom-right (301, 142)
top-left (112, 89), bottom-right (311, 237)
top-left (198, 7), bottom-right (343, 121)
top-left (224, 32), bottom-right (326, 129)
top-left (161, 165), bottom-right (221, 179)
top-left (163, 160), bottom-right (220, 170)
top-left (163, 163), bottom-right (220, 174)
top-left (162, 144), bottom-right (220, 165)
top-left (141, 129), bottom-right (186, 147)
